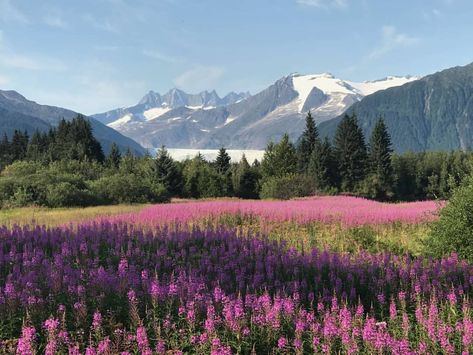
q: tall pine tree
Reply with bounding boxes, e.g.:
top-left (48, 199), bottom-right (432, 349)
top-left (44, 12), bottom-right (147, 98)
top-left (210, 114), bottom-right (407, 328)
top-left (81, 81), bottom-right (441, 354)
top-left (106, 143), bottom-right (122, 169)
top-left (334, 113), bottom-right (367, 192)
top-left (153, 146), bottom-right (183, 196)
top-left (308, 137), bottom-right (336, 191)
top-left (215, 147), bottom-right (231, 174)
top-left (368, 117), bottom-right (393, 199)
top-left (261, 134), bottom-right (297, 179)
top-left (297, 111), bottom-right (320, 173)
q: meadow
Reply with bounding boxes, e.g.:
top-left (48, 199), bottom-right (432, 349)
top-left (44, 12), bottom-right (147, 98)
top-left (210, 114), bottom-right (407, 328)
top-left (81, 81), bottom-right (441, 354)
top-left (3, 196), bottom-right (471, 354)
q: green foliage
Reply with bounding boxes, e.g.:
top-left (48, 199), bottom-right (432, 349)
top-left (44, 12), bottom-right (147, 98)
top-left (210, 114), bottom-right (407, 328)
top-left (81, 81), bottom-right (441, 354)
top-left (297, 111), bottom-right (320, 173)
top-left (308, 137), bottom-right (336, 191)
top-left (106, 143), bottom-right (122, 169)
top-left (182, 155), bottom-right (229, 198)
top-left (232, 155), bottom-right (260, 199)
top-left (260, 174), bottom-right (316, 200)
top-left (427, 179), bottom-right (473, 261)
top-left (261, 134), bottom-right (297, 179)
top-left (215, 147), bottom-right (231, 174)
top-left (92, 173), bottom-right (168, 204)
top-left (153, 146), bottom-right (183, 197)
top-left (360, 117), bottom-right (395, 200)
top-left (334, 113), bottom-right (368, 192)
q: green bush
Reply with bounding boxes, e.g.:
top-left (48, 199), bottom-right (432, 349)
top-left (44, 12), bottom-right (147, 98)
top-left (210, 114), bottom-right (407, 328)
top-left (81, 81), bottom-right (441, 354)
top-left (260, 174), bottom-right (316, 200)
top-left (46, 182), bottom-right (99, 208)
top-left (91, 173), bottom-right (169, 204)
top-left (427, 179), bottom-right (473, 261)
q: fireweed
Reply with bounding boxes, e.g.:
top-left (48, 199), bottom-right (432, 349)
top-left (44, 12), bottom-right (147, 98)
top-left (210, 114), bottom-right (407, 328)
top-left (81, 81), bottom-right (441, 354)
top-left (0, 222), bottom-right (471, 353)
top-left (99, 196), bottom-right (442, 227)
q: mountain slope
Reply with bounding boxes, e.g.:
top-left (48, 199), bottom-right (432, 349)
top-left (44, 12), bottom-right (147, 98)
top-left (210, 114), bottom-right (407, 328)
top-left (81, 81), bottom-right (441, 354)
top-left (0, 90), bottom-right (146, 155)
top-left (94, 74), bottom-right (417, 149)
top-left (318, 62), bottom-right (473, 152)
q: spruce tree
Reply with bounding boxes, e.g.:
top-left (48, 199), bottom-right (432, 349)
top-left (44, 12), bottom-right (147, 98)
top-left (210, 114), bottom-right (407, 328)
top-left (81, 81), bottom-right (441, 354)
top-left (106, 143), bottom-right (122, 169)
top-left (233, 154), bottom-right (260, 199)
top-left (154, 146), bottom-right (183, 196)
top-left (0, 133), bottom-right (11, 169)
top-left (261, 134), bottom-right (297, 179)
top-left (368, 117), bottom-right (393, 198)
top-left (308, 137), bottom-right (335, 191)
top-left (333, 113), bottom-right (367, 191)
top-left (215, 147), bottom-right (231, 174)
top-left (297, 111), bottom-right (320, 173)
top-left (10, 130), bottom-right (29, 161)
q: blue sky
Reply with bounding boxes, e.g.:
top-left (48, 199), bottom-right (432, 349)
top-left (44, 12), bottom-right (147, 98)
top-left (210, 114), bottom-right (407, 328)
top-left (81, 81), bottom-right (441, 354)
top-left (0, 0), bottom-right (472, 114)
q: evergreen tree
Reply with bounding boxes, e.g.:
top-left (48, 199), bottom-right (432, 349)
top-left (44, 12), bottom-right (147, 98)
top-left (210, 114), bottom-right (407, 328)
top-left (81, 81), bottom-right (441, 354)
top-left (0, 133), bottom-right (11, 169)
top-left (261, 134), bottom-right (297, 179)
top-left (153, 146), bottom-right (183, 196)
top-left (308, 137), bottom-right (336, 191)
top-left (106, 143), bottom-right (122, 169)
top-left (333, 113), bottom-right (368, 191)
top-left (10, 130), bottom-right (29, 161)
top-left (233, 154), bottom-right (260, 199)
top-left (368, 117), bottom-right (394, 198)
top-left (120, 148), bottom-right (136, 174)
top-left (297, 111), bottom-right (320, 173)
top-left (215, 147), bottom-right (231, 174)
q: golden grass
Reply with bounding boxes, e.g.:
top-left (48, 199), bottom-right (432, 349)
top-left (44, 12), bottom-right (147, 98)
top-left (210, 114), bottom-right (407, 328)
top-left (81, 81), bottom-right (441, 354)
top-left (0, 204), bottom-right (146, 228)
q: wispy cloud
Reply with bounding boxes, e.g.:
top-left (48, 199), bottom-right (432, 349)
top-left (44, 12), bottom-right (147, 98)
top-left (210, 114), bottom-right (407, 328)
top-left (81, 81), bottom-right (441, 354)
top-left (43, 10), bottom-right (68, 29)
top-left (0, 31), bottom-right (67, 71)
top-left (0, 0), bottom-right (28, 24)
top-left (296, 0), bottom-right (348, 9)
top-left (368, 26), bottom-right (419, 60)
top-left (143, 49), bottom-right (184, 64)
top-left (82, 13), bottom-right (120, 34)
top-left (0, 74), bottom-right (9, 86)
top-left (174, 65), bottom-right (225, 92)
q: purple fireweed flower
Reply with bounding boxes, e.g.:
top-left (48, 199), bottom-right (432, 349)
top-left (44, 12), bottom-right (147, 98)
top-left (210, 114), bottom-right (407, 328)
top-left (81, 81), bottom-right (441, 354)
top-left (92, 311), bottom-right (102, 330)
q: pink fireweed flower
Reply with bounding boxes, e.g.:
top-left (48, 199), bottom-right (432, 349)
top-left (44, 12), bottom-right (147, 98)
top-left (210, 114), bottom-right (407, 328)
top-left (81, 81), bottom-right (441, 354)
top-left (92, 311), bottom-right (102, 330)
top-left (277, 337), bottom-right (288, 349)
top-left (16, 325), bottom-right (36, 355)
top-left (389, 300), bottom-right (397, 320)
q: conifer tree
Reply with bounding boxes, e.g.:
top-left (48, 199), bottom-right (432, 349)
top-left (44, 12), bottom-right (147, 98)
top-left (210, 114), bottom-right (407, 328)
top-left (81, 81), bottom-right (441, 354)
top-left (368, 117), bottom-right (393, 198)
top-left (334, 113), bottom-right (367, 191)
top-left (261, 134), bottom-right (297, 179)
top-left (154, 146), bottom-right (183, 196)
top-left (0, 133), bottom-right (11, 169)
top-left (233, 154), bottom-right (260, 199)
top-left (297, 111), bottom-right (320, 173)
top-left (10, 130), bottom-right (29, 161)
top-left (215, 147), bottom-right (231, 174)
top-left (106, 143), bottom-right (122, 169)
top-left (308, 137), bottom-right (336, 191)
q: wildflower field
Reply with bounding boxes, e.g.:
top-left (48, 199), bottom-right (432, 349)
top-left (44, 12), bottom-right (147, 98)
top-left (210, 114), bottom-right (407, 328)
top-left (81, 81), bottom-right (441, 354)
top-left (3, 196), bottom-right (472, 354)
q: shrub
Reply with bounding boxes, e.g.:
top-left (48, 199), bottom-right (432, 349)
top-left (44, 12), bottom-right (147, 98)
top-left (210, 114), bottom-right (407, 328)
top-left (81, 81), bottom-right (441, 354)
top-left (427, 179), bottom-right (473, 261)
top-left (260, 174), bottom-right (316, 200)
top-left (91, 173), bottom-right (169, 204)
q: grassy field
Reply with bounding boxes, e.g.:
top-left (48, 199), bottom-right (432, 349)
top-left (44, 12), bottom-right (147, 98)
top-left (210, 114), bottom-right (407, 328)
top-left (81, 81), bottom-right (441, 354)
top-left (0, 204), bottom-right (146, 227)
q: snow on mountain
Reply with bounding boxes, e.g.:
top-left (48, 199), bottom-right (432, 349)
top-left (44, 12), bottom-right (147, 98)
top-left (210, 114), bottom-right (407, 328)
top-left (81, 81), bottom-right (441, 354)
top-left (92, 73), bottom-right (419, 150)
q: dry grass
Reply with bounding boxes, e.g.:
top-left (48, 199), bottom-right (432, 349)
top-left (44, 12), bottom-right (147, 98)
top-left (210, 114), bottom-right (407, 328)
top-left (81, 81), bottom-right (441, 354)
top-left (0, 204), bottom-right (146, 228)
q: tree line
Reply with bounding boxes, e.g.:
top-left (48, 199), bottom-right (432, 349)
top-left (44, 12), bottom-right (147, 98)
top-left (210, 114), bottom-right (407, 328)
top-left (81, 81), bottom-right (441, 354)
top-left (0, 113), bottom-right (472, 208)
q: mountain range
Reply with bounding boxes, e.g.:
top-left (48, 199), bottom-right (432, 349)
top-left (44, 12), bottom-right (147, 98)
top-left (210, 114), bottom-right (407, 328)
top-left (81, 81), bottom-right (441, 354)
top-left (93, 74), bottom-right (417, 149)
top-left (318, 62), bottom-right (473, 152)
top-left (0, 90), bottom-right (146, 155)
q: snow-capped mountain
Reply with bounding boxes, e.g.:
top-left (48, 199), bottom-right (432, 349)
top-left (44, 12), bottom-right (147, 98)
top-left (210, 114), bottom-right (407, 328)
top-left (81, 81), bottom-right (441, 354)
top-left (92, 73), bottom-right (418, 149)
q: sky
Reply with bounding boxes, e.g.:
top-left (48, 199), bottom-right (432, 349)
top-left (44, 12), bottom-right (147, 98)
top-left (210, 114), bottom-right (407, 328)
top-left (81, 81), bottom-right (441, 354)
top-left (0, 0), bottom-right (473, 115)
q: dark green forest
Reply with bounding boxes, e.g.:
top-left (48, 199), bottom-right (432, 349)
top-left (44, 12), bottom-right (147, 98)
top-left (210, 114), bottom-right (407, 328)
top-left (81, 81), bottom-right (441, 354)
top-left (0, 113), bottom-right (471, 208)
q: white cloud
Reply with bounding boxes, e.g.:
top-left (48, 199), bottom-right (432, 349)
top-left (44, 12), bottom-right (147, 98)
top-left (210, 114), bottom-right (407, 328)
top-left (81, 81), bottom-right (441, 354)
top-left (0, 74), bottom-right (9, 86)
top-left (143, 49), bottom-right (184, 64)
top-left (82, 14), bottom-right (120, 34)
top-left (0, 0), bottom-right (28, 24)
top-left (173, 65), bottom-right (225, 93)
top-left (44, 10), bottom-right (68, 29)
top-left (368, 26), bottom-right (419, 60)
top-left (296, 0), bottom-right (348, 9)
